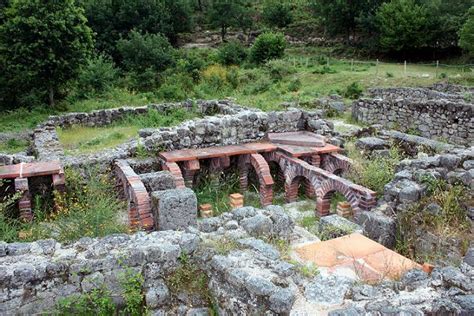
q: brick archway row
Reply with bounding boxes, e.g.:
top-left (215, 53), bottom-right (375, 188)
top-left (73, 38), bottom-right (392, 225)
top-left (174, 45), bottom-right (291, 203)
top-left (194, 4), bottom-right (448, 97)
top-left (115, 160), bottom-right (154, 231)
top-left (263, 152), bottom-right (376, 216)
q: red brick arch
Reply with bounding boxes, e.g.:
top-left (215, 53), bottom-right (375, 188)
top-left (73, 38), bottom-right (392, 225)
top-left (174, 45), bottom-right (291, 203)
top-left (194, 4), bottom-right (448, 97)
top-left (316, 179), bottom-right (360, 216)
top-left (238, 153), bottom-right (274, 206)
top-left (321, 153), bottom-right (352, 175)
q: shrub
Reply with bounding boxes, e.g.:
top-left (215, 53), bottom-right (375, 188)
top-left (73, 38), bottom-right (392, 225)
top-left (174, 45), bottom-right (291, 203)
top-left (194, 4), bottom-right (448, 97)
top-left (312, 65), bottom-right (337, 74)
top-left (344, 82), bottom-right (363, 99)
top-left (55, 288), bottom-right (115, 315)
top-left (250, 32), bottom-right (287, 64)
top-left (76, 54), bottom-right (118, 98)
top-left (288, 78), bottom-right (302, 92)
top-left (176, 50), bottom-right (206, 82)
top-left (217, 41), bottom-right (248, 66)
top-left (262, 0), bottom-right (293, 28)
top-left (346, 143), bottom-right (401, 195)
top-left (202, 64), bottom-right (228, 90)
top-left (117, 30), bottom-right (175, 86)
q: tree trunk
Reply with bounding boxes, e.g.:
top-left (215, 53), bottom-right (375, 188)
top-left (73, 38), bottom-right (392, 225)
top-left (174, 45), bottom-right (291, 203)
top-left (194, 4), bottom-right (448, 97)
top-left (49, 86), bottom-right (55, 107)
top-left (221, 26), bottom-right (227, 42)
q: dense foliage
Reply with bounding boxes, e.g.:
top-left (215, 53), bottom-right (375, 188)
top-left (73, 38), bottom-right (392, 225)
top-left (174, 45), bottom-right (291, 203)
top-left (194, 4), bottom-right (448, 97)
top-left (0, 0), bottom-right (472, 111)
top-left (250, 32), bottom-right (287, 64)
top-left (459, 7), bottom-right (474, 56)
top-left (0, 0), bottom-right (93, 108)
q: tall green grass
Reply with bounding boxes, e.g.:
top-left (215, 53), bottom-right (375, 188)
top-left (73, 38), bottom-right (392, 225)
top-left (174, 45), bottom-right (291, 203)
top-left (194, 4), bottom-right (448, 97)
top-left (0, 168), bottom-right (128, 243)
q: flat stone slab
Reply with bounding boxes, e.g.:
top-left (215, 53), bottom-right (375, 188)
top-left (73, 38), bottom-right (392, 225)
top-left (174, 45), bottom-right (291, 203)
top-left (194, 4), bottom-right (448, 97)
top-left (0, 161), bottom-right (62, 179)
top-left (294, 233), bottom-right (420, 282)
top-left (276, 143), bottom-right (342, 158)
top-left (267, 131), bottom-right (326, 147)
top-left (159, 142), bottom-right (277, 162)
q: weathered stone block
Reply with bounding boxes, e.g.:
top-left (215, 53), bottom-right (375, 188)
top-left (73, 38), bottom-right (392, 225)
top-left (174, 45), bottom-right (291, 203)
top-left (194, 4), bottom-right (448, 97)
top-left (140, 171), bottom-right (176, 192)
top-left (151, 188), bottom-right (197, 231)
top-left (355, 211), bottom-right (396, 248)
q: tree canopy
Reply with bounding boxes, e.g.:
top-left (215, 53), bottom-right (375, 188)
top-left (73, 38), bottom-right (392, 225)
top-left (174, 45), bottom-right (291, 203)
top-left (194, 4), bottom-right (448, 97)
top-left (0, 0), bottom-right (93, 108)
top-left (459, 6), bottom-right (474, 56)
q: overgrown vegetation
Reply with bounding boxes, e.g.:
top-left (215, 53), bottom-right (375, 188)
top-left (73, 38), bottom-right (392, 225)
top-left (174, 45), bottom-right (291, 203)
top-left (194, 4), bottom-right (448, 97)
top-left (396, 175), bottom-right (471, 263)
top-left (54, 267), bottom-right (146, 315)
top-left (345, 141), bottom-right (402, 195)
top-left (57, 107), bottom-right (200, 155)
top-left (167, 253), bottom-right (211, 301)
top-left (0, 168), bottom-right (127, 243)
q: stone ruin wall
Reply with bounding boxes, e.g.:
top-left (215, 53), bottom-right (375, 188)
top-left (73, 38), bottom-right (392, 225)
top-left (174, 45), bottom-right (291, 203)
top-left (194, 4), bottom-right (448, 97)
top-left (0, 99), bottom-right (334, 168)
top-left (352, 87), bottom-right (474, 146)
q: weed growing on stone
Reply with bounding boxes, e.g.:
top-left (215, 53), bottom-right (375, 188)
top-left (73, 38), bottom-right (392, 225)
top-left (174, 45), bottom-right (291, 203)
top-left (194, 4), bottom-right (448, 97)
top-left (54, 288), bottom-right (116, 315)
top-left (298, 216), bottom-right (318, 231)
top-left (204, 237), bottom-right (240, 255)
top-left (345, 141), bottom-right (402, 195)
top-left (290, 260), bottom-right (319, 278)
top-left (396, 175), bottom-right (470, 263)
top-left (167, 253), bottom-right (210, 299)
top-left (119, 268), bottom-right (147, 316)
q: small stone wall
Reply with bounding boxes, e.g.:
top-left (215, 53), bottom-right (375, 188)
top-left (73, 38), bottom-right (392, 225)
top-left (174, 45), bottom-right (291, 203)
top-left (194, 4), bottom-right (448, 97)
top-left (39, 100), bottom-right (243, 129)
top-left (352, 97), bottom-right (473, 146)
top-left (367, 87), bottom-right (468, 101)
top-left (32, 127), bottom-right (64, 161)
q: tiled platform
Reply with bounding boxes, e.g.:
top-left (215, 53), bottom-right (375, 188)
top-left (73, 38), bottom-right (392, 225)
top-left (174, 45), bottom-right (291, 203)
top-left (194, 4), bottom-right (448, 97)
top-left (276, 143), bottom-right (342, 158)
top-left (0, 162), bottom-right (62, 179)
top-left (267, 131), bottom-right (326, 147)
top-left (159, 142), bottom-right (277, 162)
top-left (294, 233), bottom-right (420, 281)
top-left (0, 161), bottom-right (65, 222)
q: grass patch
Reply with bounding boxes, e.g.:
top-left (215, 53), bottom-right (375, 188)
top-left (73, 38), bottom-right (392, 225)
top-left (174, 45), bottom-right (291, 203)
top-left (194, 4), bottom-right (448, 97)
top-left (0, 138), bottom-right (29, 154)
top-left (0, 168), bottom-right (128, 243)
top-left (345, 141), bottom-right (402, 195)
top-left (3, 47), bottom-right (473, 133)
top-left (298, 216), bottom-right (318, 231)
top-left (58, 126), bottom-right (139, 155)
top-left (58, 107), bottom-right (200, 155)
top-left (396, 177), bottom-right (471, 263)
top-left (167, 253), bottom-right (211, 301)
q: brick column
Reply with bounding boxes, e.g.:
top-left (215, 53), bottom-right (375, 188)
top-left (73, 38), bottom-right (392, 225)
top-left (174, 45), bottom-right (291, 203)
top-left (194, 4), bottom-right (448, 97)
top-left (260, 186), bottom-right (273, 206)
top-left (310, 154), bottom-right (321, 167)
top-left (316, 196), bottom-right (331, 217)
top-left (303, 179), bottom-right (316, 198)
top-left (285, 178), bottom-right (299, 203)
top-left (239, 166), bottom-right (248, 191)
top-left (182, 160), bottom-right (200, 188)
top-left (14, 177), bottom-right (33, 222)
top-left (52, 169), bottom-right (66, 192)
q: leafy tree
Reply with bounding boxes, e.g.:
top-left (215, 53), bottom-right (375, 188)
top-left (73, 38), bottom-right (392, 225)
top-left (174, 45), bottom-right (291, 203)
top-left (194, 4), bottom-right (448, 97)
top-left (309, 0), bottom-right (387, 41)
top-left (0, 0), bottom-right (93, 108)
top-left (76, 54), bottom-right (118, 98)
top-left (376, 0), bottom-right (430, 52)
top-left (250, 32), bottom-right (286, 64)
top-left (459, 7), bottom-right (474, 56)
top-left (207, 0), bottom-right (253, 41)
top-left (117, 30), bottom-right (176, 90)
top-left (80, 0), bottom-right (192, 57)
top-left (262, 0), bottom-right (293, 28)
top-left (421, 0), bottom-right (474, 49)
